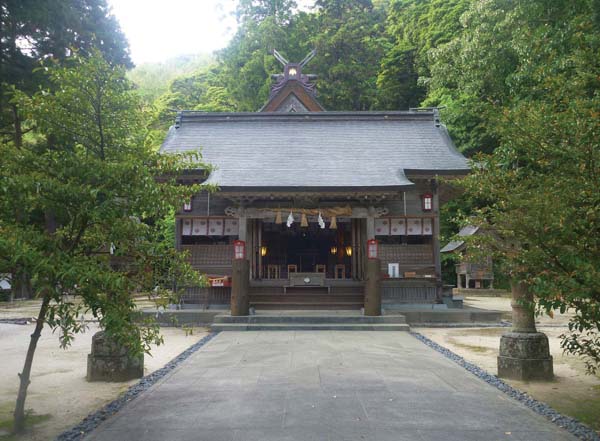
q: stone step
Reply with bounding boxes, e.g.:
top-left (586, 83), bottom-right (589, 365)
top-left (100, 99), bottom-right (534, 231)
top-left (214, 314), bottom-right (407, 324)
top-left (211, 323), bottom-right (410, 331)
top-left (249, 301), bottom-right (363, 310)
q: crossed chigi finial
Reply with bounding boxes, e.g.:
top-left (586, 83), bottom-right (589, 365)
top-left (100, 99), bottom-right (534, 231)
top-left (272, 48), bottom-right (316, 68)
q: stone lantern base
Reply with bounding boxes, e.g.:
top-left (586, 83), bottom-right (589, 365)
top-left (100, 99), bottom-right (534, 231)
top-left (497, 332), bottom-right (553, 381)
top-left (87, 331), bottom-right (144, 382)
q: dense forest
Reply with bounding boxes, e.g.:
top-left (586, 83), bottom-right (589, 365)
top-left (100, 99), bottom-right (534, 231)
top-left (1, 0), bottom-right (599, 382)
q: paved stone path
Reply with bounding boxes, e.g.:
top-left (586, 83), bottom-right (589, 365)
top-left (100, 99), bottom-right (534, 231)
top-left (86, 332), bottom-right (576, 441)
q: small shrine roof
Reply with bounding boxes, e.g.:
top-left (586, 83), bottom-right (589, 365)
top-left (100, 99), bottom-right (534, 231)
top-left (441, 225), bottom-right (480, 253)
top-left (160, 111), bottom-right (470, 191)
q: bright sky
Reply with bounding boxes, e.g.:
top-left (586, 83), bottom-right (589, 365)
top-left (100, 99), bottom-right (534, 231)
top-left (107, 0), bottom-right (238, 65)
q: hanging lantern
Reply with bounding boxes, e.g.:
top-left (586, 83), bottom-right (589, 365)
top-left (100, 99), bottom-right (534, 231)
top-left (300, 213), bottom-right (308, 227)
top-left (330, 245), bottom-right (338, 255)
top-left (260, 246), bottom-right (267, 257)
top-left (345, 245), bottom-right (352, 257)
top-left (286, 211), bottom-right (294, 227)
top-left (367, 239), bottom-right (378, 259)
top-left (233, 240), bottom-right (246, 260)
top-left (421, 193), bottom-right (433, 212)
top-left (183, 198), bottom-right (192, 212)
top-left (330, 216), bottom-right (337, 229)
top-left (275, 210), bottom-right (282, 224)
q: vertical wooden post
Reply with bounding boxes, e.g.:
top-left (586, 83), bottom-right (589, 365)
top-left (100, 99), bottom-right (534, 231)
top-left (432, 180), bottom-right (441, 279)
top-left (366, 215), bottom-right (375, 240)
top-left (364, 258), bottom-right (381, 316)
top-left (231, 258), bottom-right (250, 316)
top-left (175, 217), bottom-right (182, 251)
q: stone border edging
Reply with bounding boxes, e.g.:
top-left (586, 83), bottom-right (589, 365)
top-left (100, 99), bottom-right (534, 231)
top-left (410, 331), bottom-right (599, 441)
top-left (56, 331), bottom-right (220, 441)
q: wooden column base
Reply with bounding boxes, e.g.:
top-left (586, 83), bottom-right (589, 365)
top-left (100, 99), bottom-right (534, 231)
top-left (364, 259), bottom-right (381, 316)
top-left (231, 259), bottom-right (249, 316)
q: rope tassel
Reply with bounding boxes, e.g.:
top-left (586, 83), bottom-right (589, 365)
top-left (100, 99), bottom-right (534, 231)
top-left (330, 216), bottom-right (337, 229)
top-left (301, 213), bottom-right (308, 227)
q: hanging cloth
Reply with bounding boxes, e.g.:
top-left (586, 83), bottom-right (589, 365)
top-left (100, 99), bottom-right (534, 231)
top-left (286, 211), bottom-right (295, 227)
top-left (317, 212), bottom-right (325, 229)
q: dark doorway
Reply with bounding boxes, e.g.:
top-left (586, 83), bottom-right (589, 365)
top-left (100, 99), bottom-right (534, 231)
top-left (260, 221), bottom-right (352, 279)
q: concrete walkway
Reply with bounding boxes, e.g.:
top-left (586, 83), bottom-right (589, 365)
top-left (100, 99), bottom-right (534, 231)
top-left (86, 332), bottom-right (576, 441)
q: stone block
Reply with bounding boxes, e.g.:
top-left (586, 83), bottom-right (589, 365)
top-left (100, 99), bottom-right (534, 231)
top-left (87, 331), bottom-right (144, 382)
top-left (497, 332), bottom-right (553, 381)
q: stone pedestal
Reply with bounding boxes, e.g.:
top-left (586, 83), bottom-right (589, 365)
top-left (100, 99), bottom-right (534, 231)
top-left (364, 259), bottom-right (381, 316)
top-left (498, 332), bottom-right (553, 380)
top-left (87, 331), bottom-right (144, 382)
top-left (231, 258), bottom-right (250, 316)
top-left (497, 281), bottom-right (553, 381)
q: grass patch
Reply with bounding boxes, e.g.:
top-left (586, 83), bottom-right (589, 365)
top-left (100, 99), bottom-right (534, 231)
top-left (547, 394), bottom-right (600, 431)
top-left (0, 408), bottom-right (51, 441)
top-left (446, 337), bottom-right (496, 354)
top-left (450, 327), bottom-right (506, 338)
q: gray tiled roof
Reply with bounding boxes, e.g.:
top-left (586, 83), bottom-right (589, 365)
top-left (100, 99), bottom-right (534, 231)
top-left (440, 225), bottom-right (480, 253)
top-left (160, 111), bottom-right (469, 190)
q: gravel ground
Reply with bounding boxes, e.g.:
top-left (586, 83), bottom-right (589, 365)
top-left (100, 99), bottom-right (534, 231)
top-left (412, 331), bottom-right (600, 441)
top-left (56, 332), bottom-right (218, 441)
top-left (0, 315), bottom-right (208, 441)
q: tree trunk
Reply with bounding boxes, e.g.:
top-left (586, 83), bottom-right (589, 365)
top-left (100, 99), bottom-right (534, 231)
top-left (13, 293), bottom-right (50, 433)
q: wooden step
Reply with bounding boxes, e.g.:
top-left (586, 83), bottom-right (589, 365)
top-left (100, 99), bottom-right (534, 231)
top-left (250, 294), bottom-right (363, 303)
top-left (250, 301), bottom-right (363, 310)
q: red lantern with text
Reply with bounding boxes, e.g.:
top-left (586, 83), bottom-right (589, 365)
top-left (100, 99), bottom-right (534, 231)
top-left (367, 239), bottom-right (378, 259)
top-left (422, 193), bottom-right (433, 212)
top-left (233, 240), bottom-right (246, 260)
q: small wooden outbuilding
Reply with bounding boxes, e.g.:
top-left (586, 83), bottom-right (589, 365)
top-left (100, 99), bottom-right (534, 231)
top-left (441, 225), bottom-right (494, 291)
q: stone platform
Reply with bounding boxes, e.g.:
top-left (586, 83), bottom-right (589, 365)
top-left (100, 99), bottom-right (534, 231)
top-left (211, 311), bottom-right (410, 331)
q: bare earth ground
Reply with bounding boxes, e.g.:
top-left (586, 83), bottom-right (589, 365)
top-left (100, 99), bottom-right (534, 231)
top-left (416, 295), bottom-right (600, 433)
top-left (0, 300), bottom-right (208, 440)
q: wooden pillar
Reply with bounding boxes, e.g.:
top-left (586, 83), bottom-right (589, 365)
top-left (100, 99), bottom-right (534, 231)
top-left (351, 219), bottom-right (357, 280)
top-left (238, 215), bottom-right (247, 241)
top-left (230, 258), bottom-right (249, 316)
top-left (257, 219), bottom-right (262, 280)
top-left (366, 213), bottom-right (375, 240)
top-left (432, 180), bottom-right (441, 280)
top-left (175, 217), bottom-right (182, 251)
top-left (364, 258), bottom-right (381, 316)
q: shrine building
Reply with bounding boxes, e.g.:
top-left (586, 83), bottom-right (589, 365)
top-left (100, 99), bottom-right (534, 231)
top-left (160, 51), bottom-right (469, 312)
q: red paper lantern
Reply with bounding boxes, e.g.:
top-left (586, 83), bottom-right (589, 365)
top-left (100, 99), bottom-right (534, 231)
top-left (367, 239), bottom-right (378, 259)
top-left (422, 193), bottom-right (433, 212)
top-left (233, 240), bottom-right (246, 260)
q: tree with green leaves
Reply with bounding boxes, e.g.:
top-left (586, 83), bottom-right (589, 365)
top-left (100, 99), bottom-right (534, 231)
top-left (0, 0), bottom-right (132, 300)
top-left (449, 0), bottom-right (600, 372)
top-left (377, 0), bottom-right (471, 111)
top-left (311, 0), bottom-right (386, 110)
top-left (0, 53), bottom-right (207, 432)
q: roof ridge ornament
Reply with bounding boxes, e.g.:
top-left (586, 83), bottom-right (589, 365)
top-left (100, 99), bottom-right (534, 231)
top-left (263, 49), bottom-right (323, 112)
